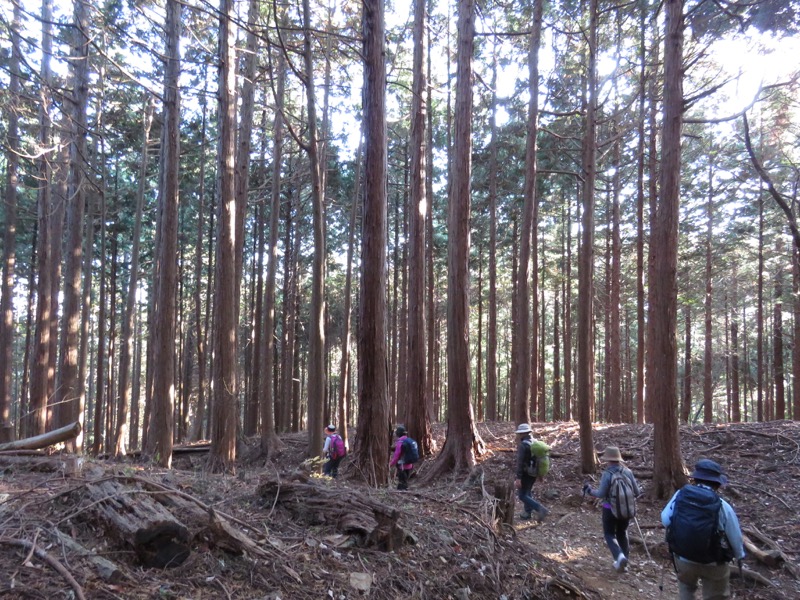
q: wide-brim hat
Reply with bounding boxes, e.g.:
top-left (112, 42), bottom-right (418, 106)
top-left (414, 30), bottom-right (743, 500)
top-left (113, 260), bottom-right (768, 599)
top-left (515, 423), bottom-right (532, 434)
top-left (600, 446), bottom-right (623, 462)
top-left (691, 458), bottom-right (728, 485)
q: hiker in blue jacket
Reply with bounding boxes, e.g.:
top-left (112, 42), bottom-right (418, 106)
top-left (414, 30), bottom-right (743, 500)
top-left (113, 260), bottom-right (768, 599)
top-left (583, 446), bottom-right (640, 573)
top-left (661, 459), bottom-right (745, 600)
top-left (514, 423), bottom-right (548, 522)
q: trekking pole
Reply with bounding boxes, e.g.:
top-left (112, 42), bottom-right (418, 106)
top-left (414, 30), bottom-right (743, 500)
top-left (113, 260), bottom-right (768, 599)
top-left (633, 516), bottom-right (652, 562)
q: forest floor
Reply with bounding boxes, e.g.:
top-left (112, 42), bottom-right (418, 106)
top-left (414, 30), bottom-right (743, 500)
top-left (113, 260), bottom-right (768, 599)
top-left (0, 420), bottom-right (799, 599)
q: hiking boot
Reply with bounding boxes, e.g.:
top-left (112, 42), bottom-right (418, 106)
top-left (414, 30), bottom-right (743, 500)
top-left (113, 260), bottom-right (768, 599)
top-left (613, 554), bottom-right (628, 573)
top-left (535, 507), bottom-right (549, 522)
top-left (518, 512), bottom-right (532, 521)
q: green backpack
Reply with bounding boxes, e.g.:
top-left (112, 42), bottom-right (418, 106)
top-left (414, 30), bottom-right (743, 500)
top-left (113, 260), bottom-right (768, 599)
top-left (523, 439), bottom-right (551, 478)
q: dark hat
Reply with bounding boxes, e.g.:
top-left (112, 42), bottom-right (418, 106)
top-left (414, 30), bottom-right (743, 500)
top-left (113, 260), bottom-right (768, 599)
top-left (691, 458), bottom-right (728, 486)
top-left (395, 425), bottom-right (407, 437)
top-left (325, 424), bottom-right (336, 432)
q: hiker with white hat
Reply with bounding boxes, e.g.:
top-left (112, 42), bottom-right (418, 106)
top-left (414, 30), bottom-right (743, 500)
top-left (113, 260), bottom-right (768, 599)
top-left (661, 459), bottom-right (745, 600)
top-left (513, 423), bottom-right (549, 522)
top-left (583, 446), bottom-right (640, 573)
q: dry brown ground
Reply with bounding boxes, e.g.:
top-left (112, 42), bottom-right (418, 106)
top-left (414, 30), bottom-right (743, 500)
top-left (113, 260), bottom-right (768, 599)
top-left (0, 420), bottom-right (798, 599)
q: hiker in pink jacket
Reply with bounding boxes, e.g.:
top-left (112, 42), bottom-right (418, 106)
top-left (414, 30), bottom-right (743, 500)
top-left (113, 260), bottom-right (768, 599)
top-left (390, 425), bottom-right (415, 490)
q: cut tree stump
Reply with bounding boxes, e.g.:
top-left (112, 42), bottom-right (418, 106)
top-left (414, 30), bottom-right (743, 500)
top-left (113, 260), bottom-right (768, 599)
top-left (494, 481), bottom-right (514, 527)
top-left (257, 478), bottom-right (409, 550)
top-left (84, 478), bottom-right (190, 568)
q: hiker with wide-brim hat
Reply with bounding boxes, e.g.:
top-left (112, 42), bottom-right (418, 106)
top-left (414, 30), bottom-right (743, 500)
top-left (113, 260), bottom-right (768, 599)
top-left (513, 423), bottom-right (549, 522)
top-left (661, 459), bottom-right (745, 600)
top-left (583, 446), bottom-right (640, 573)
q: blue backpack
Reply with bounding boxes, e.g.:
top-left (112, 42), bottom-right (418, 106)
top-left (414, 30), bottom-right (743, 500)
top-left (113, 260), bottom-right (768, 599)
top-left (401, 437), bottom-right (420, 464)
top-left (666, 485), bottom-right (734, 564)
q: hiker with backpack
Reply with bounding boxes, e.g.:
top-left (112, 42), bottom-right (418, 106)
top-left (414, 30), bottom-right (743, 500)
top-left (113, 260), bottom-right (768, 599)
top-left (582, 446), bottom-right (640, 572)
top-left (514, 423), bottom-right (549, 522)
top-left (322, 424), bottom-right (346, 477)
top-left (390, 425), bottom-right (419, 490)
top-left (661, 459), bottom-right (745, 600)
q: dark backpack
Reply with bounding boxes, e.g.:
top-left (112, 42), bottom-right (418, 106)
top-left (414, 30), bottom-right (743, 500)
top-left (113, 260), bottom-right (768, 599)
top-left (608, 468), bottom-right (637, 519)
top-left (666, 485), bottom-right (734, 564)
top-left (329, 434), bottom-right (346, 460)
top-left (401, 437), bottom-right (420, 464)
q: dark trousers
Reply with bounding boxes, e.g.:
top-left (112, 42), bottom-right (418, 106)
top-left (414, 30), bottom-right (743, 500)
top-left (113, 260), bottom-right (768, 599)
top-left (602, 506), bottom-right (630, 560)
top-left (397, 466), bottom-right (411, 490)
top-left (324, 456), bottom-right (343, 477)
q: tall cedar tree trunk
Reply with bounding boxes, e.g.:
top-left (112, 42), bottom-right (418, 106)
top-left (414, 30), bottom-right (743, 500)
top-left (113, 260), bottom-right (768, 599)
top-left (79, 135), bottom-right (94, 449)
top-left (93, 104), bottom-right (107, 455)
top-left (45, 138), bottom-right (66, 434)
top-left (635, 0), bottom-right (648, 424)
top-left (703, 166), bottom-right (714, 423)
top-left (486, 44), bottom-right (499, 423)
top-left (54, 0), bottom-right (90, 445)
top-left (238, 0), bottom-right (259, 437)
top-left (355, 0), bottom-right (390, 486)
top-left (512, 0), bottom-right (542, 425)
top-left (405, 0), bottom-right (432, 455)
top-left (425, 0), bottom-right (484, 479)
top-left (114, 98), bottom-right (152, 456)
top-left (609, 122), bottom-right (622, 423)
top-left (0, 0), bottom-right (22, 442)
top-left (732, 319), bottom-right (741, 421)
top-left (302, 0), bottom-right (326, 459)
top-left (190, 81), bottom-right (209, 442)
top-left (774, 239), bottom-right (785, 419)
top-left (260, 44), bottom-right (286, 455)
top-left (757, 195), bottom-right (764, 421)
top-left (577, 0), bottom-right (598, 473)
top-left (336, 134), bottom-right (361, 451)
top-left (793, 245), bottom-right (800, 420)
top-left (647, 0), bottom-right (686, 497)
top-left (29, 0), bottom-right (53, 437)
top-left (564, 195), bottom-right (573, 420)
top-left (425, 12), bottom-right (437, 428)
top-left (645, 23), bottom-right (660, 424)
top-left (682, 306), bottom-right (692, 422)
top-left (209, 0), bottom-right (238, 471)
top-left (147, 0), bottom-right (181, 467)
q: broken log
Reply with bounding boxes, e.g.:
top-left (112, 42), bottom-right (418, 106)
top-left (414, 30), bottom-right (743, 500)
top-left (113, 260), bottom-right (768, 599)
top-left (83, 478), bottom-right (190, 568)
top-left (50, 527), bottom-right (125, 583)
top-left (743, 534), bottom-right (783, 568)
top-left (743, 525), bottom-right (800, 579)
top-left (0, 421), bottom-right (81, 452)
top-left (257, 479), bottom-right (409, 550)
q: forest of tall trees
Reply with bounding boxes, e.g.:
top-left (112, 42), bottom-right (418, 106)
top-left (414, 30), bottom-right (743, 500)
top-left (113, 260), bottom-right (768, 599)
top-left (0, 0), bottom-right (798, 486)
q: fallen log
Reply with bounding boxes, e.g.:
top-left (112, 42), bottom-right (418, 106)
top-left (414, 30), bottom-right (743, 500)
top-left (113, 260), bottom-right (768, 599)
top-left (50, 527), bottom-right (125, 583)
top-left (83, 478), bottom-right (190, 568)
top-left (730, 565), bottom-right (776, 587)
top-left (743, 525), bottom-right (800, 579)
top-left (743, 534), bottom-right (783, 568)
top-left (257, 478), bottom-right (409, 551)
top-left (0, 421), bottom-right (81, 452)
top-left (0, 536), bottom-right (87, 600)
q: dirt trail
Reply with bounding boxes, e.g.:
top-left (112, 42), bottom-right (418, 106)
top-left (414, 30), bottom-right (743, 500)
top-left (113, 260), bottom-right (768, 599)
top-left (516, 495), bottom-right (677, 599)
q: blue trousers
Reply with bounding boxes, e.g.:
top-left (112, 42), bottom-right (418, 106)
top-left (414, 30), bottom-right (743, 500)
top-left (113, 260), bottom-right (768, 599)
top-left (518, 475), bottom-right (545, 514)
